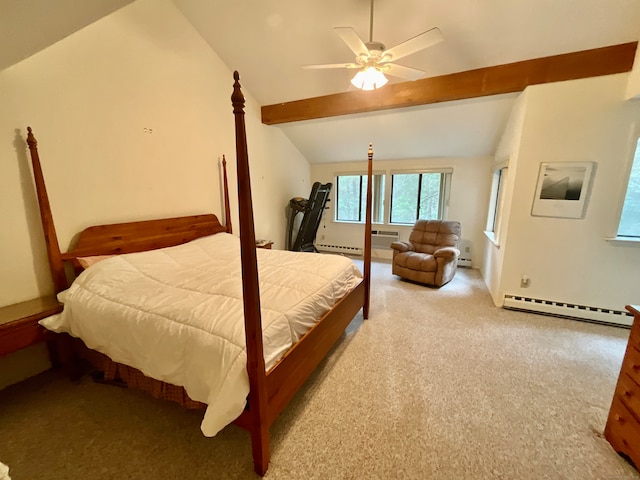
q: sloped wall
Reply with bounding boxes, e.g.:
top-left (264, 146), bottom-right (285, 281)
top-left (0, 0), bottom-right (309, 306)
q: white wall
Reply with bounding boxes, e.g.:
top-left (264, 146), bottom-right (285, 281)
top-left (481, 92), bottom-right (529, 305)
top-left (484, 73), bottom-right (640, 309)
top-left (0, 0), bottom-right (309, 385)
top-left (311, 156), bottom-right (492, 267)
top-left (627, 37), bottom-right (640, 99)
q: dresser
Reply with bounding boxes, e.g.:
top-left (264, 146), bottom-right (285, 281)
top-left (605, 305), bottom-right (640, 469)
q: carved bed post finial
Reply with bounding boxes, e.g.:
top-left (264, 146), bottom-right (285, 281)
top-left (231, 71), bottom-right (270, 475)
top-left (363, 143), bottom-right (373, 319)
top-left (26, 126), bottom-right (68, 294)
top-left (221, 155), bottom-right (232, 234)
top-left (232, 70), bottom-right (246, 115)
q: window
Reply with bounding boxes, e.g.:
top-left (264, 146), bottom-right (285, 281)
top-left (486, 165), bottom-right (507, 235)
top-left (389, 171), bottom-right (451, 224)
top-left (618, 137), bottom-right (640, 238)
top-left (335, 174), bottom-right (385, 223)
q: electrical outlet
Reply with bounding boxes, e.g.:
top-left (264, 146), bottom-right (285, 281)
top-left (520, 275), bottom-right (530, 288)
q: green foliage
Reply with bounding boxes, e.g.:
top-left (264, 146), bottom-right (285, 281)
top-left (336, 175), bottom-right (361, 222)
top-left (391, 173), bottom-right (442, 224)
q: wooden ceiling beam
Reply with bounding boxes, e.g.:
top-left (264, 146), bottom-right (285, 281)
top-left (261, 42), bottom-right (637, 125)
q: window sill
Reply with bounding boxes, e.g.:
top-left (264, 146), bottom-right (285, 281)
top-left (605, 236), bottom-right (640, 246)
top-left (484, 231), bottom-right (501, 248)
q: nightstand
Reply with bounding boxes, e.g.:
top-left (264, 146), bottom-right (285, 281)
top-left (256, 240), bottom-right (273, 249)
top-left (0, 295), bottom-right (62, 357)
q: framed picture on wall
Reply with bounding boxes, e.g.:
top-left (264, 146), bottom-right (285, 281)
top-left (531, 161), bottom-right (596, 219)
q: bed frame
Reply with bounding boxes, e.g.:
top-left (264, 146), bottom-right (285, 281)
top-left (25, 71), bottom-right (372, 476)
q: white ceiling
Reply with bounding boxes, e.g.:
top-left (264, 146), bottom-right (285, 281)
top-left (174, 0), bottom-right (640, 105)
top-left (3, 0), bottom-right (640, 163)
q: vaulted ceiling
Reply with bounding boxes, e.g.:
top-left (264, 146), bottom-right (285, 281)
top-left (3, 0), bottom-right (640, 162)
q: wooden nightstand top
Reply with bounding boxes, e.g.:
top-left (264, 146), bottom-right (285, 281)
top-left (256, 241), bottom-right (274, 249)
top-left (0, 295), bottom-right (62, 357)
top-left (0, 296), bottom-right (62, 327)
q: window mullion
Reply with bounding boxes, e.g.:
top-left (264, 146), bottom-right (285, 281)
top-left (358, 175), bottom-right (363, 222)
top-left (416, 173), bottom-right (423, 220)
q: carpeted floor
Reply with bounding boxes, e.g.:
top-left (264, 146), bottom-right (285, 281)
top-left (0, 261), bottom-right (637, 479)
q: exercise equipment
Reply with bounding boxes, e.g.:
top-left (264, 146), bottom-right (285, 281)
top-left (286, 182), bottom-right (332, 252)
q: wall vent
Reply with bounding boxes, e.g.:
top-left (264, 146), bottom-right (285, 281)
top-left (371, 230), bottom-right (399, 249)
top-left (316, 244), bottom-right (364, 256)
top-left (503, 294), bottom-right (633, 327)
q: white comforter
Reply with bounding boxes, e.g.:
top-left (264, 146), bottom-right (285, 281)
top-left (41, 233), bottom-right (362, 436)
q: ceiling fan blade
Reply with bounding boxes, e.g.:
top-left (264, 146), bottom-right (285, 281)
top-left (382, 27), bottom-right (443, 62)
top-left (385, 64), bottom-right (426, 81)
top-left (334, 27), bottom-right (370, 57)
top-left (302, 63), bottom-right (360, 70)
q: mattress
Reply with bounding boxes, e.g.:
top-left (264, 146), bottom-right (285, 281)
top-left (40, 233), bottom-right (362, 436)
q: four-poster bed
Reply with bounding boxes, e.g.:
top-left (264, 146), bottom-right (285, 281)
top-left (26, 71), bottom-right (373, 476)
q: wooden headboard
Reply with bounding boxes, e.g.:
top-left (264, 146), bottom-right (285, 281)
top-left (26, 127), bottom-right (232, 293)
top-left (61, 214), bottom-right (227, 264)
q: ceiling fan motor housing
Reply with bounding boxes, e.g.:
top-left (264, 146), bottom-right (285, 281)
top-left (366, 41), bottom-right (386, 53)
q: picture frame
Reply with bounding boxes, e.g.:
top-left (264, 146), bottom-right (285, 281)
top-left (531, 162), bottom-right (596, 219)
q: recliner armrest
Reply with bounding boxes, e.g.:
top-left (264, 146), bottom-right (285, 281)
top-left (433, 247), bottom-right (460, 259)
top-left (390, 241), bottom-right (414, 252)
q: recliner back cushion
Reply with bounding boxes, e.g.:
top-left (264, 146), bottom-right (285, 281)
top-left (409, 220), bottom-right (461, 254)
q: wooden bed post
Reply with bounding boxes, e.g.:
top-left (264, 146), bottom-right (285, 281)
top-left (231, 71), bottom-right (270, 476)
top-left (26, 127), bottom-right (68, 294)
top-left (221, 155), bottom-right (233, 234)
top-left (363, 144), bottom-right (373, 319)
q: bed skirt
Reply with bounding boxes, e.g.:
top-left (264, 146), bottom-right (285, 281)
top-left (69, 336), bottom-right (206, 410)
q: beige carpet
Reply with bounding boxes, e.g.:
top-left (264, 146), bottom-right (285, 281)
top-left (0, 261), bottom-right (637, 479)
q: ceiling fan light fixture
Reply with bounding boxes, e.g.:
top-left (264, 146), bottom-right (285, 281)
top-left (351, 66), bottom-right (388, 90)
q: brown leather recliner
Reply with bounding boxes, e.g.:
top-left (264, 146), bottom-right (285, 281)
top-left (390, 220), bottom-right (462, 287)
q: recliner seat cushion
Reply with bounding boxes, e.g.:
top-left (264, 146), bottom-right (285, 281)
top-left (394, 251), bottom-right (437, 272)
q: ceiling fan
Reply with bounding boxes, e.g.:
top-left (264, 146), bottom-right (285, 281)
top-left (302, 0), bottom-right (443, 90)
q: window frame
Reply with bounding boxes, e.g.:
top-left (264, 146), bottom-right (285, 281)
top-left (616, 130), bottom-right (640, 240)
top-left (388, 168), bottom-right (452, 225)
top-left (485, 162), bottom-right (508, 247)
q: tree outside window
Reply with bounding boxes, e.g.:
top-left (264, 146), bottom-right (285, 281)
top-left (335, 174), bottom-right (384, 223)
top-left (390, 172), bottom-right (445, 224)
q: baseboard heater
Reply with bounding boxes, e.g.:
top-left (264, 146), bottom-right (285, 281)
top-left (457, 257), bottom-right (472, 268)
top-left (503, 294), bottom-right (633, 327)
top-left (316, 244), bottom-right (364, 256)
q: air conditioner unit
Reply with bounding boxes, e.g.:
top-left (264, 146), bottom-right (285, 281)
top-left (371, 230), bottom-right (399, 249)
